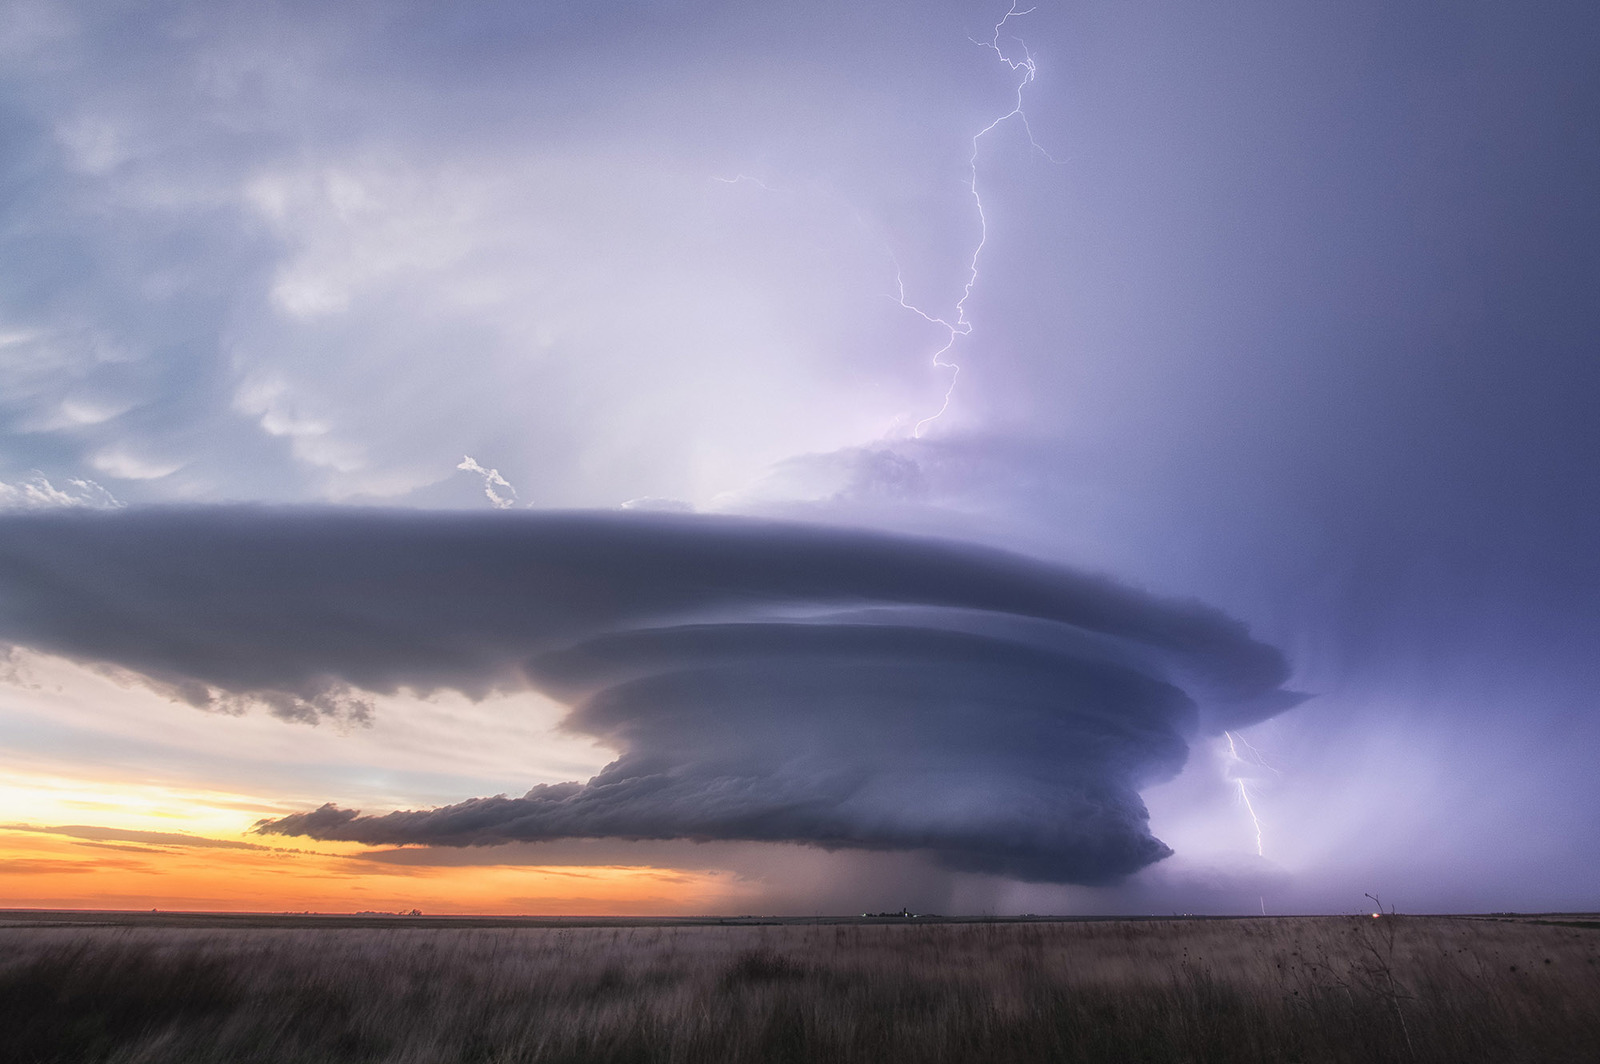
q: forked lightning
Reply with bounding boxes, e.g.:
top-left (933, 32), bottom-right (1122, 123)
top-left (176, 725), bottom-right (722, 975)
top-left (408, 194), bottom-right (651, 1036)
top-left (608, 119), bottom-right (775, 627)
top-left (904, 2), bottom-right (1064, 437)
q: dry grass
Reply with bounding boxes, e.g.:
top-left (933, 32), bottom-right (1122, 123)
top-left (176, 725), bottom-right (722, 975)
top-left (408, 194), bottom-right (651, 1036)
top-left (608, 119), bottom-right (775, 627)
top-left (3, 915), bottom-right (1598, 1062)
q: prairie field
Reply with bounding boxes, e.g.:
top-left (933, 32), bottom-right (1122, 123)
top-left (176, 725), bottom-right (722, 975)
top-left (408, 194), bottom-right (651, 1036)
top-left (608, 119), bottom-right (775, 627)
top-left (2, 914), bottom-right (1597, 1063)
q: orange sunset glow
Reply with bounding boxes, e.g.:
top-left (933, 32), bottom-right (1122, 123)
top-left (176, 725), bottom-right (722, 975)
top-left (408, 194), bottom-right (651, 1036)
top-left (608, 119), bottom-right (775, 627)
top-left (0, 821), bottom-right (738, 916)
top-left (0, 650), bottom-right (745, 915)
top-left (0, 819), bottom-right (732, 915)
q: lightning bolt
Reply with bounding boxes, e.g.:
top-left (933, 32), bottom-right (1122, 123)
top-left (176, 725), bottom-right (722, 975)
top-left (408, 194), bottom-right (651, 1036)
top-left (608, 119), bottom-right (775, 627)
top-left (1229, 730), bottom-right (1277, 768)
top-left (709, 3), bottom-right (1062, 441)
top-left (902, 2), bottom-right (1064, 438)
top-left (1224, 730), bottom-right (1279, 858)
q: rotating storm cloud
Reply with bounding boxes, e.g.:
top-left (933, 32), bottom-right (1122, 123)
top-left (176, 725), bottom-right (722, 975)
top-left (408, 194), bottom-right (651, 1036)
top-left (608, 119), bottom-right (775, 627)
top-left (1, 0), bottom-right (1596, 916)
top-left (0, 506), bottom-right (1301, 884)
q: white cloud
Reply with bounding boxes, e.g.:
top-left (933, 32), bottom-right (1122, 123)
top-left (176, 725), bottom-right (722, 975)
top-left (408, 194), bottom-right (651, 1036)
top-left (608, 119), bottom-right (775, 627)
top-left (0, 472), bottom-right (120, 510)
top-left (457, 456), bottom-right (516, 509)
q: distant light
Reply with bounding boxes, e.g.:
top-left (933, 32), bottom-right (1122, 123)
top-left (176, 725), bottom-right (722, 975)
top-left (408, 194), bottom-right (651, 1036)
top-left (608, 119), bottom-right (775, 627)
top-left (1372, 913), bottom-right (1381, 919)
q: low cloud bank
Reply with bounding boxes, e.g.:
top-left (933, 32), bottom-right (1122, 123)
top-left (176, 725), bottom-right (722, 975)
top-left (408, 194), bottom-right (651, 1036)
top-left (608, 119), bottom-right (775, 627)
top-left (0, 507), bottom-right (1302, 883)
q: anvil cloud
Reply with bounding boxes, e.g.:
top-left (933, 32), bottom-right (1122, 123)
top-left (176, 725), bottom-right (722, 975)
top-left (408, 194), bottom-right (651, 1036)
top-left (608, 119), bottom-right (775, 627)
top-left (0, 507), bottom-right (1298, 883)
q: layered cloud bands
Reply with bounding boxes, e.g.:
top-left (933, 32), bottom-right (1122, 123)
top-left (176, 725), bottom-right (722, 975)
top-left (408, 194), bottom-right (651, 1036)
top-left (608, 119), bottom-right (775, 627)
top-left (0, 507), bottom-right (1301, 883)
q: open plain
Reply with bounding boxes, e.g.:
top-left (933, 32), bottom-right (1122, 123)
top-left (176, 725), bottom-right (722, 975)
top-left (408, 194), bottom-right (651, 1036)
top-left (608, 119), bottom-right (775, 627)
top-left (3, 911), bottom-right (1597, 1063)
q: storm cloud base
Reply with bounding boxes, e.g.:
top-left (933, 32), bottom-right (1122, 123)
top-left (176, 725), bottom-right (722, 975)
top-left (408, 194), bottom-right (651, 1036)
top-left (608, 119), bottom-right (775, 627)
top-left (0, 507), bottom-right (1302, 884)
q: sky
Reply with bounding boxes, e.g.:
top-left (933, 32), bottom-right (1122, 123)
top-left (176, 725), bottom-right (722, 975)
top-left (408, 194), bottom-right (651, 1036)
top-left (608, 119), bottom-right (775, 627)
top-left (0, 0), bottom-right (1596, 916)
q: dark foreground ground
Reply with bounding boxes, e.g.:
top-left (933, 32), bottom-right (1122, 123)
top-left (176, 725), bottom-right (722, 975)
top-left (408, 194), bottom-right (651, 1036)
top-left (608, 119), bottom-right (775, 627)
top-left (2, 912), bottom-right (1597, 1063)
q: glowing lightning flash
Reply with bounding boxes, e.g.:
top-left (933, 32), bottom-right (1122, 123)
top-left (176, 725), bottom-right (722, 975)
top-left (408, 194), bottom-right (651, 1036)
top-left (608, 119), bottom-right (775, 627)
top-left (903, 2), bottom-right (1064, 438)
top-left (709, 3), bottom-right (1061, 440)
top-left (1224, 730), bottom-right (1280, 858)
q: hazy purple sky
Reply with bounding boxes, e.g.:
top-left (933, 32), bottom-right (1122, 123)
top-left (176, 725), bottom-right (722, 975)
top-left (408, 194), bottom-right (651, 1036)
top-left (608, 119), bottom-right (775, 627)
top-left (1, 0), bottom-right (1596, 915)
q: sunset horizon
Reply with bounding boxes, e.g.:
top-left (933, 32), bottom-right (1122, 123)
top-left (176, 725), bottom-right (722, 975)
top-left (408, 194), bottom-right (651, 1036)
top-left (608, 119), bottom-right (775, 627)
top-left (2, 1), bottom-right (1597, 1057)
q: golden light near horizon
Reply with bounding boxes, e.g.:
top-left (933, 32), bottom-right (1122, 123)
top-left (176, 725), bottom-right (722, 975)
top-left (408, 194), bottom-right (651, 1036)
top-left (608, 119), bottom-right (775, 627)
top-left (0, 769), bottom-right (279, 837)
top-left (0, 817), bottom-right (746, 916)
top-left (0, 701), bottom-right (733, 916)
top-left (0, 648), bottom-right (746, 915)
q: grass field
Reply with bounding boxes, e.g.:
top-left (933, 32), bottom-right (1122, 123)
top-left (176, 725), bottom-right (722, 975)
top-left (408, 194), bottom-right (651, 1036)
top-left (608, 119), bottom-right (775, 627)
top-left (3, 912), bottom-right (1597, 1062)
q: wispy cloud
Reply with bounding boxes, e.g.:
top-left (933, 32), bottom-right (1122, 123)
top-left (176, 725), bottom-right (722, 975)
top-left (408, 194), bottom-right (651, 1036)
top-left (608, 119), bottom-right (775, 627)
top-left (3, 822), bottom-right (274, 851)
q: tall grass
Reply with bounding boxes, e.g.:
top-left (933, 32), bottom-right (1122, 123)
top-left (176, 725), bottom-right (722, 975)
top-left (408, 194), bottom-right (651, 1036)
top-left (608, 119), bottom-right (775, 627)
top-left (3, 916), bottom-right (1597, 1062)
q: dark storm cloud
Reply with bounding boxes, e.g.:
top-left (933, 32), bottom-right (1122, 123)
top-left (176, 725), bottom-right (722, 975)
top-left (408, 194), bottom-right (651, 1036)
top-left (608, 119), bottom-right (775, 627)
top-left (0, 506), bottom-right (1301, 882)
